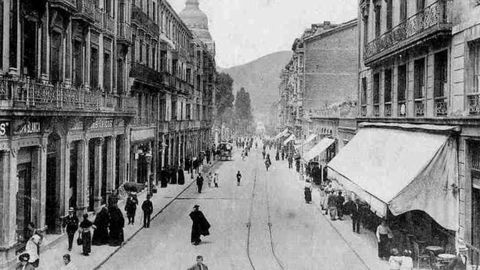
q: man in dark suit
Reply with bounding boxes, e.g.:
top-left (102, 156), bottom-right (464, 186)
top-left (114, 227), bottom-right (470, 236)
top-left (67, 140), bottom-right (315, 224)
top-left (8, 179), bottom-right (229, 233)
top-left (187, 255), bottom-right (209, 270)
top-left (196, 173), bottom-right (204, 193)
top-left (62, 207), bottom-right (79, 251)
top-left (345, 198), bottom-right (361, 233)
top-left (142, 194), bottom-right (153, 228)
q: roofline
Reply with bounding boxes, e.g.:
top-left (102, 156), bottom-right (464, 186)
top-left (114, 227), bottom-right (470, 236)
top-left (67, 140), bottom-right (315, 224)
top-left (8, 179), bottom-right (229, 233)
top-left (303, 19), bottom-right (357, 42)
top-left (160, 0), bottom-right (194, 39)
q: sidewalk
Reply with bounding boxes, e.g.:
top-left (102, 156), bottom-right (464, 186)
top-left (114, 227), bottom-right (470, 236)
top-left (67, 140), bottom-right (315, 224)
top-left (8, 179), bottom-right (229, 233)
top-left (38, 163), bottom-right (220, 270)
top-left (280, 161), bottom-right (389, 270)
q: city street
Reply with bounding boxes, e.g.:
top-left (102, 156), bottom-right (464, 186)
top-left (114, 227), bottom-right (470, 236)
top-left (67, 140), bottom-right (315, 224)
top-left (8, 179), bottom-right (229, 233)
top-left (100, 146), bottom-right (370, 270)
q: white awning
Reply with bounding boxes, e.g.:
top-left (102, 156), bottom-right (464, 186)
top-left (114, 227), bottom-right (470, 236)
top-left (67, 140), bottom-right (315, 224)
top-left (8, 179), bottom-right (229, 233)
top-left (327, 125), bottom-right (458, 231)
top-left (273, 128), bottom-right (289, 140)
top-left (302, 137), bottom-right (335, 161)
top-left (295, 134), bottom-right (317, 150)
top-left (283, 134), bottom-right (296, 145)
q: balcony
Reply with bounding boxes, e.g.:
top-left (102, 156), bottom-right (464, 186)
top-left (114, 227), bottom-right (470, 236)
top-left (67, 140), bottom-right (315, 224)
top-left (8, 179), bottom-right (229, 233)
top-left (131, 5), bottom-right (159, 36)
top-left (468, 93), bottom-right (480, 115)
top-left (434, 97), bottom-right (448, 116)
top-left (50, 0), bottom-right (77, 12)
top-left (0, 77), bottom-right (135, 115)
top-left (130, 62), bottom-right (163, 86)
top-left (103, 13), bottom-right (115, 35)
top-left (364, 0), bottom-right (452, 65)
top-left (415, 100), bottom-right (425, 116)
top-left (75, 0), bottom-right (95, 22)
top-left (117, 22), bottom-right (132, 44)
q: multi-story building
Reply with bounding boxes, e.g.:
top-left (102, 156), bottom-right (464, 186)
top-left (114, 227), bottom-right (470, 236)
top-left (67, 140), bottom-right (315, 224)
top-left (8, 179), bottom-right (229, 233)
top-left (0, 0), bottom-right (216, 267)
top-left (328, 0), bottom-right (480, 262)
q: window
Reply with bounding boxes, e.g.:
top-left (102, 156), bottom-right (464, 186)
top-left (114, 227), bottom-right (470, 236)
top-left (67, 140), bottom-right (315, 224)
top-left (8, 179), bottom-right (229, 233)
top-left (397, 65), bottom-right (407, 102)
top-left (103, 52), bottom-right (111, 92)
top-left (152, 2), bottom-right (156, 22)
top-left (139, 39), bottom-right (143, 63)
top-left (386, 0), bottom-right (392, 31)
top-left (434, 50), bottom-right (448, 98)
top-left (373, 73), bottom-right (380, 104)
top-left (416, 0), bottom-right (425, 12)
top-left (363, 18), bottom-right (369, 46)
top-left (186, 104), bottom-right (191, 120)
top-left (361, 77), bottom-right (367, 105)
top-left (472, 42), bottom-right (480, 93)
top-left (414, 58), bottom-right (425, 99)
top-left (400, 0), bottom-right (407, 22)
top-left (384, 69), bottom-right (392, 103)
top-left (171, 99), bottom-right (177, 120)
top-left (374, 5), bottom-right (381, 38)
top-left (90, 47), bottom-right (99, 89)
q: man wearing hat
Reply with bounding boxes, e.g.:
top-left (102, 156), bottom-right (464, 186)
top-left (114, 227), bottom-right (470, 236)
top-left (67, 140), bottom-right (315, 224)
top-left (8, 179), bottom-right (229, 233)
top-left (142, 194), bottom-right (154, 228)
top-left (16, 253), bottom-right (35, 270)
top-left (63, 207), bottom-right (79, 251)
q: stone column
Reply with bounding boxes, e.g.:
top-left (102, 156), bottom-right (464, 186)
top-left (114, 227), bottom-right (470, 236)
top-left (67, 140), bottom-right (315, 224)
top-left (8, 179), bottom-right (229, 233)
top-left (160, 134), bottom-right (165, 170)
top-left (131, 144), bottom-right (138, 183)
top-left (0, 150), bottom-right (17, 248)
top-left (93, 138), bottom-right (103, 209)
top-left (76, 140), bottom-right (88, 216)
top-left (85, 27), bottom-right (91, 89)
top-left (106, 136), bottom-right (116, 198)
top-left (1, 0), bottom-right (10, 72)
top-left (31, 144), bottom-right (47, 231)
top-left (178, 134), bottom-right (182, 167)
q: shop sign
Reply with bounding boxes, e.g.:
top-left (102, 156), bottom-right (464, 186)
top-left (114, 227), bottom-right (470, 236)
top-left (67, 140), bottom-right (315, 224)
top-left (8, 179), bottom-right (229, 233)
top-left (0, 122), bottom-right (10, 136)
top-left (91, 119), bottom-right (114, 130)
top-left (15, 122), bottom-right (41, 135)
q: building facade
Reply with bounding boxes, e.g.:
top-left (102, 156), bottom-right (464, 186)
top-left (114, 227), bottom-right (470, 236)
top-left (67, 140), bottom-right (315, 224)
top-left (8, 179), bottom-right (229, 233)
top-left (0, 0), bottom-right (216, 267)
top-left (357, 0), bottom-right (480, 260)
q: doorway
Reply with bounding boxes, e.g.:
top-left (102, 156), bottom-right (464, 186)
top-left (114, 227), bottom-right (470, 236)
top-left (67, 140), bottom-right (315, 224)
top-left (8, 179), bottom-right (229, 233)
top-left (46, 133), bottom-right (60, 233)
top-left (16, 162), bottom-right (31, 243)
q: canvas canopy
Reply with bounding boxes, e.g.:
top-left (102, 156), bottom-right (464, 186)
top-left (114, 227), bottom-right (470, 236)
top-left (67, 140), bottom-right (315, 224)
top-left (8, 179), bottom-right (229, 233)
top-left (283, 134), bottom-right (296, 145)
top-left (302, 138), bottom-right (335, 162)
top-left (295, 134), bottom-right (318, 150)
top-left (273, 128), bottom-right (289, 140)
top-left (327, 125), bottom-right (458, 231)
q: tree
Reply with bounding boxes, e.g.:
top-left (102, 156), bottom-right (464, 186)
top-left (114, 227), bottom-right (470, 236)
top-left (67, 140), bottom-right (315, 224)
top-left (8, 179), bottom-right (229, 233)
top-left (234, 87), bottom-right (254, 135)
top-left (215, 73), bottom-right (235, 117)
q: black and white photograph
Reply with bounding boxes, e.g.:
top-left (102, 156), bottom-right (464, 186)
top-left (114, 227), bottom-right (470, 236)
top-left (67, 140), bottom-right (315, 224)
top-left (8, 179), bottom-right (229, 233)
top-left (0, 0), bottom-right (478, 269)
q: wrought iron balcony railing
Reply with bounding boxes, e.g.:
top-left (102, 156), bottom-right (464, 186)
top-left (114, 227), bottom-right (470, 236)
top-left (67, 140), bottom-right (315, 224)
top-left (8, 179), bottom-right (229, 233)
top-left (0, 77), bottom-right (135, 114)
top-left (50, 0), bottom-right (77, 11)
top-left (103, 13), bottom-right (115, 34)
top-left (117, 22), bottom-right (132, 43)
top-left (434, 97), bottom-right (448, 116)
top-left (373, 104), bottom-right (380, 117)
top-left (364, 0), bottom-right (451, 64)
top-left (468, 93), bottom-right (480, 115)
top-left (415, 100), bottom-right (425, 116)
top-left (131, 5), bottom-right (159, 36)
top-left (384, 103), bottom-right (392, 117)
top-left (130, 62), bottom-right (163, 86)
top-left (75, 0), bottom-right (95, 21)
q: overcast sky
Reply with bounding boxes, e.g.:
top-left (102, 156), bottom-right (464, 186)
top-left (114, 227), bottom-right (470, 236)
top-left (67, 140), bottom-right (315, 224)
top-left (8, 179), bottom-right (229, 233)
top-left (168, 0), bottom-right (357, 68)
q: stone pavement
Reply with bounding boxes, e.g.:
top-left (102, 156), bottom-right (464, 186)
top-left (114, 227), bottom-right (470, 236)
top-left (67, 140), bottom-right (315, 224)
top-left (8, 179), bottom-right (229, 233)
top-left (36, 163), bottom-right (220, 270)
top-left (276, 159), bottom-right (390, 270)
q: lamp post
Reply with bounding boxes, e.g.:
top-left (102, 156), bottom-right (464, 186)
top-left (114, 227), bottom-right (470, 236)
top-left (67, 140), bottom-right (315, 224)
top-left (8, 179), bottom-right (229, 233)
top-left (145, 151), bottom-right (153, 195)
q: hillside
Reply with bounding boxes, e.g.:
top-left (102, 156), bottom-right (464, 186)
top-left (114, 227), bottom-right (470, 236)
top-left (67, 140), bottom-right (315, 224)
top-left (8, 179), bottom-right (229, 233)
top-left (221, 51), bottom-right (292, 119)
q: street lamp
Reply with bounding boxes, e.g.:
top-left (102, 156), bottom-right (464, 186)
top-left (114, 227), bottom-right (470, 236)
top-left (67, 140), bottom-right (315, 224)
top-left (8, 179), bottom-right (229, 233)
top-left (145, 152), bottom-right (153, 195)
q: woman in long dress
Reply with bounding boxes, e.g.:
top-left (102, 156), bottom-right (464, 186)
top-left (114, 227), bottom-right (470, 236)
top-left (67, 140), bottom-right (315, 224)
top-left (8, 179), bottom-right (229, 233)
top-left (108, 206), bottom-right (125, 246)
top-left (92, 206), bottom-right (110, 246)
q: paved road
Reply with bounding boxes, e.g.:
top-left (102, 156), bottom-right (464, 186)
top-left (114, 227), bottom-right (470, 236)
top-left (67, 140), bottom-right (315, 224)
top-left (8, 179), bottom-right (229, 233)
top-left (100, 144), bottom-right (369, 270)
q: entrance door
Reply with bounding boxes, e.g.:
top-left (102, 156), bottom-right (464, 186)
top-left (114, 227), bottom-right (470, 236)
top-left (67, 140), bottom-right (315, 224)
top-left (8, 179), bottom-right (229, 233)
top-left (46, 134), bottom-right (59, 233)
top-left (16, 163), bottom-right (31, 242)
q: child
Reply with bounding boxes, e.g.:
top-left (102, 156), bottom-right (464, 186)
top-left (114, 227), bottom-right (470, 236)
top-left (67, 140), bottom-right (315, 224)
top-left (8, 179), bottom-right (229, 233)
top-left (213, 173), bottom-right (219, 188)
top-left (389, 248), bottom-right (402, 270)
top-left (207, 172), bottom-right (213, 188)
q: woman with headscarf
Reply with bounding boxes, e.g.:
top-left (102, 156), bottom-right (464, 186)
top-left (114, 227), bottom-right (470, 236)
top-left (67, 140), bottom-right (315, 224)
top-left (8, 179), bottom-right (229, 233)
top-left (92, 206), bottom-right (109, 246)
top-left (108, 205), bottom-right (125, 246)
top-left (25, 233), bottom-right (42, 268)
top-left (79, 213), bottom-right (95, 256)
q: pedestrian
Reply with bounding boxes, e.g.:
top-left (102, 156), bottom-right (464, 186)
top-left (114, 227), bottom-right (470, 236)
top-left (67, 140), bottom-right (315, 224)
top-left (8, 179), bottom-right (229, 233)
top-left (108, 205), bottom-right (125, 246)
top-left (62, 207), bottom-right (79, 251)
top-left (16, 253), bottom-right (35, 270)
top-left (25, 232), bottom-right (41, 268)
top-left (288, 155), bottom-right (293, 169)
top-left (142, 194), bottom-right (154, 228)
top-left (388, 248), bottom-right (402, 270)
top-left (78, 213), bottom-right (94, 256)
top-left (213, 173), bottom-right (219, 188)
top-left (178, 167), bottom-right (185, 185)
top-left (92, 206), bottom-right (109, 246)
top-left (236, 171), bottom-right (242, 186)
top-left (187, 255), bottom-right (209, 270)
top-left (60, 254), bottom-right (78, 270)
top-left (345, 198), bottom-right (361, 233)
top-left (207, 172), bottom-right (213, 188)
top-left (262, 150), bottom-right (266, 159)
top-left (376, 219), bottom-right (393, 260)
top-left (189, 205), bottom-right (210, 246)
top-left (25, 222), bottom-right (36, 242)
top-left (196, 173), bottom-right (204, 193)
top-left (327, 191), bottom-right (338, 220)
top-left (304, 185), bottom-right (312, 204)
top-left (265, 158), bottom-right (271, 171)
top-left (281, 150), bottom-right (285, 160)
top-left (336, 191), bottom-right (345, 220)
top-left (400, 250), bottom-right (413, 270)
top-left (125, 192), bottom-right (138, 225)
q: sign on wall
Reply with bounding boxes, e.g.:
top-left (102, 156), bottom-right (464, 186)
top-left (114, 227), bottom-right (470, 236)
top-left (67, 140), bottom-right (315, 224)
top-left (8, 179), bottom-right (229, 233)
top-left (14, 121), bottom-right (41, 135)
top-left (0, 121), bottom-right (10, 136)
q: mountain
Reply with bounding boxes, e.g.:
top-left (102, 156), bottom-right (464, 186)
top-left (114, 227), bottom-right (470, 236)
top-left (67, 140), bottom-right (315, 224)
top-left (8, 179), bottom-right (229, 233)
top-left (221, 51), bottom-right (292, 119)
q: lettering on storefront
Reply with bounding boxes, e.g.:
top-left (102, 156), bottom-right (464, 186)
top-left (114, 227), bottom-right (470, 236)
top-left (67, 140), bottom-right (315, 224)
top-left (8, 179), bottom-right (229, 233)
top-left (91, 119), bottom-right (114, 130)
top-left (0, 122), bottom-right (10, 136)
top-left (15, 122), bottom-right (41, 135)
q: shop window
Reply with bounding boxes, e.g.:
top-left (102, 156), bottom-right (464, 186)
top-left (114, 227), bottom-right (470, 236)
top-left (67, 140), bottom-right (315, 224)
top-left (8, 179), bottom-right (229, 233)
top-left (397, 64), bottom-right (407, 116)
top-left (373, 73), bottom-right (380, 116)
top-left (414, 58), bottom-right (425, 116)
top-left (384, 69), bottom-right (392, 116)
top-left (16, 163), bottom-right (31, 243)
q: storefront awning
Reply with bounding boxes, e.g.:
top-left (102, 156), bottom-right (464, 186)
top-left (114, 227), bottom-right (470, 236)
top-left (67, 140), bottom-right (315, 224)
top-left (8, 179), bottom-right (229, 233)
top-left (295, 134), bottom-right (317, 150)
top-left (283, 134), bottom-right (296, 145)
top-left (302, 137), bottom-right (335, 162)
top-left (327, 125), bottom-right (458, 231)
top-left (273, 128), bottom-right (289, 140)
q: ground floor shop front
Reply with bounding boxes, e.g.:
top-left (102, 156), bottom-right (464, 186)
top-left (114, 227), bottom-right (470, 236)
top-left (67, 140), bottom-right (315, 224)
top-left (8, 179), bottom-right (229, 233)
top-left (0, 116), bottom-right (131, 268)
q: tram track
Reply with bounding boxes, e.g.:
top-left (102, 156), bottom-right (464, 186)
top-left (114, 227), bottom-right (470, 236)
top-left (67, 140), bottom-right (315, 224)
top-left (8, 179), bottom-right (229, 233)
top-left (246, 150), bottom-right (285, 270)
